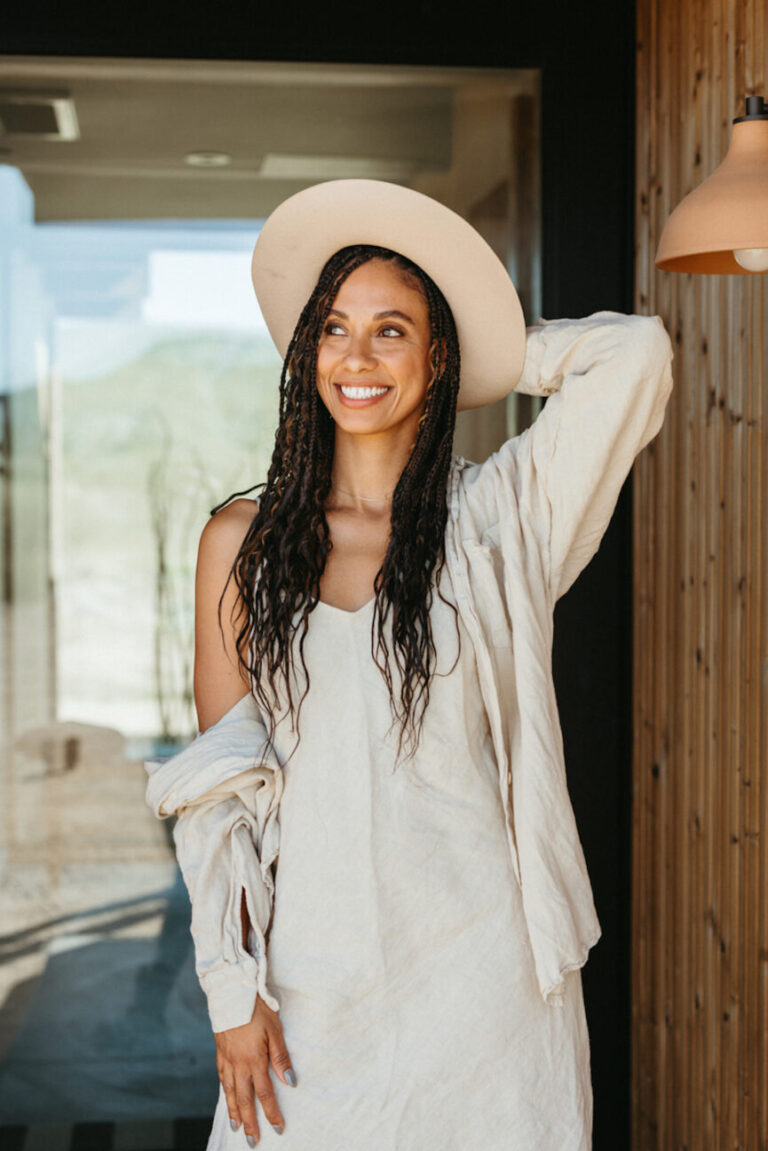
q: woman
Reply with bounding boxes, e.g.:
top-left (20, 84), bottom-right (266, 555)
top-left (145, 179), bottom-right (674, 1150)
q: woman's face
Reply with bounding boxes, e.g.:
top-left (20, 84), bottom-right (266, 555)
top-left (315, 258), bottom-right (433, 439)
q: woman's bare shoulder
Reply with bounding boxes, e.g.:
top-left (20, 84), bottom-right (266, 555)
top-left (199, 496), bottom-right (260, 567)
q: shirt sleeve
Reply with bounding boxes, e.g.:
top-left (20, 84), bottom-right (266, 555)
top-left (475, 310), bottom-right (674, 601)
top-left (144, 693), bottom-right (283, 1033)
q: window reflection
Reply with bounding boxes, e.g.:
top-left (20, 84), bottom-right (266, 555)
top-left (0, 173), bottom-right (280, 1133)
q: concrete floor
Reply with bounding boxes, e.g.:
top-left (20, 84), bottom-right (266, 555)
top-left (0, 725), bottom-right (219, 1128)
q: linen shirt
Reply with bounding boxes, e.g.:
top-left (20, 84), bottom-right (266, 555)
top-left (144, 309), bottom-right (674, 1034)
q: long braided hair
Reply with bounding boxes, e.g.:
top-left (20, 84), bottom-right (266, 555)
top-left (212, 243), bottom-right (462, 762)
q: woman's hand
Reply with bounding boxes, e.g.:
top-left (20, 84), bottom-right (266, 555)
top-left (215, 995), bottom-right (296, 1144)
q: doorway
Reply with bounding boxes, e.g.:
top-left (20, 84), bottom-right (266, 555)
top-left (0, 55), bottom-right (540, 1147)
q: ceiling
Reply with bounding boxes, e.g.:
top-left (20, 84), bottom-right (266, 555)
top-left (0, 57), bottom-right (533, 221)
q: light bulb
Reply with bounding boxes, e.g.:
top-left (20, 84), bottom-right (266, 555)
top-left (733, 248), bottom-right (768, 272)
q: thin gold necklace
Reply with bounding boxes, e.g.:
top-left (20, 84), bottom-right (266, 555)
top-left (332, 486), bottom-right (393, 502)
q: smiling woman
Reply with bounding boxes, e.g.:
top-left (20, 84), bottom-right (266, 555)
top-left (144, 178), bottom-right (674, 1151)
top-left (316, 258), bottom-right (433, 432)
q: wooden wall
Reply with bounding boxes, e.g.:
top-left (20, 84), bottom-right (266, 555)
top-left (633, 1), bottom-right (767, 1147)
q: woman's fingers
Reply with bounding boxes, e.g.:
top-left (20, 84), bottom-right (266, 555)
top-left (217, 1060), bottom-right (241, 1132)
top-left (252, 1061), bottom-right (286, 1135)
top-left (236, 1069), bottom-right (261, 1145)
top-left (268, 1023), bottom-right (297, 1088)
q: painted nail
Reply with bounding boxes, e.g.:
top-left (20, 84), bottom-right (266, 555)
top-left (230, 1118), bottom-right (239, 1131)
top-left (271, 1124), bottom-right (284, 1134)
top-left (284, 1068), bottom-right (297, 1087)
top-left (246, 1136), bottom-right (256, 1149)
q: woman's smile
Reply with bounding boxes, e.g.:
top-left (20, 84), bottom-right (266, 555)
top-left (335, 382), bottom-right (392, 406)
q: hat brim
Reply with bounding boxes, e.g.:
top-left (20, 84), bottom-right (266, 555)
top-left (251, 179), bottom-right (526, 412)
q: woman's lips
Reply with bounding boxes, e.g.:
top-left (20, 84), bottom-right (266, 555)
top-left (334, 383), bottom-right (391, 407)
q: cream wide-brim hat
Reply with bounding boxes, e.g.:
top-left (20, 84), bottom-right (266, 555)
top-left (250, 179), bottom-right (527, 412)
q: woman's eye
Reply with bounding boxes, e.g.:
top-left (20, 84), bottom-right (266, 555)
top-left (324, 322), bottom-right (346, 336)
top-left (379, 326), bottom-right (403, 338)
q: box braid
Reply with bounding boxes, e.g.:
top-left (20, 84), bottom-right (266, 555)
top-left (213, 243), bottom-right (462, 764)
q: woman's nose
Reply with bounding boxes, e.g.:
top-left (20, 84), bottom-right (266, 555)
top-left (342, 333), bottom-right (377, 370)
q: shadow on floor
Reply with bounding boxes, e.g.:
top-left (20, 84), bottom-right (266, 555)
top-left (0, 871), bottom-right (218, 1128)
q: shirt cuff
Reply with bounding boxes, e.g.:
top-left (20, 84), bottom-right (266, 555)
top-left (514, 319), bottom-right (561, 396)
top-left (202, 957), bottom-right (278, 1033)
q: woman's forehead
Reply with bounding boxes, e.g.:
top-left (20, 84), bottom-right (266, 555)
top-left (331, 258), bottom-right (428, 311)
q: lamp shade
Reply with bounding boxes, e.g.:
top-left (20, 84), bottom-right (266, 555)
top-left (655, 97), bottom-right (768, 273)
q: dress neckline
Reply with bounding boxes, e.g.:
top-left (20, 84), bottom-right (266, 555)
top-left (315, 595), bottom-right (376, 618)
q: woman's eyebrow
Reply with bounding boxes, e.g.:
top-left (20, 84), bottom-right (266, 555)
top-left (373, 309), bottom-right (414, 323)
top-left (327, 307), bottom-right (415, 324)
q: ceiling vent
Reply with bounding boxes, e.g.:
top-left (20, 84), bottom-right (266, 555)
top-left (0, 90), bottom-right (80, 141)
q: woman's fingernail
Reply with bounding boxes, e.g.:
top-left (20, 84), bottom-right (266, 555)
top-left (246, 1136), bottom-right (256, 1149)
top-left (284, 1068), bottom-right (297, 1087)
top-left (230, 1118), bottom-right (239, 1131)
top-left (271, 1124), bottom-right (284, 1134)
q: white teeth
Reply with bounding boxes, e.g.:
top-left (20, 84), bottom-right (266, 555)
top-left (340, 385), bottom-right (389, 399)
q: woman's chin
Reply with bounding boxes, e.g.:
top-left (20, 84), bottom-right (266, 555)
top-left (333, 412), bottom-right (391, 436)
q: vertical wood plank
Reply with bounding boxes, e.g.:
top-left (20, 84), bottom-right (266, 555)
top-left (633, 0), bottom-right (767, 1146)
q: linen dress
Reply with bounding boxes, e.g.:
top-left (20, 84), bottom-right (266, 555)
top-left (206, 559), bottom-right (592, 1151)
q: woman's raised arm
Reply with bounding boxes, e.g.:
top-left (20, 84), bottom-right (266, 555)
top-left (469, 310), bottom-right (674, 602)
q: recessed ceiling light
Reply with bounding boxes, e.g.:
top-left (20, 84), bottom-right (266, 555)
top-left (184, 151), bottom-right (232, 168)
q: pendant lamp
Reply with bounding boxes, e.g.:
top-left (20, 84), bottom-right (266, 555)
top-left (655, 96), bottom-right (768, 273)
